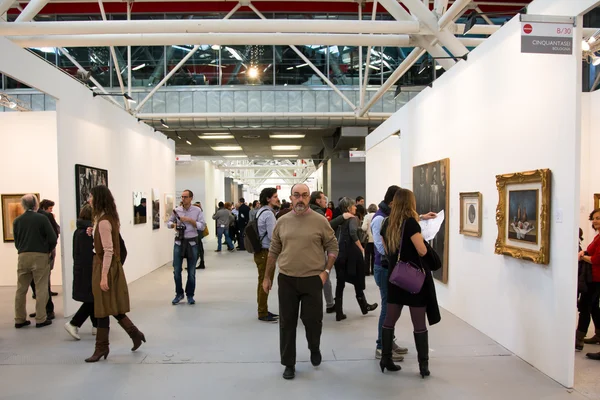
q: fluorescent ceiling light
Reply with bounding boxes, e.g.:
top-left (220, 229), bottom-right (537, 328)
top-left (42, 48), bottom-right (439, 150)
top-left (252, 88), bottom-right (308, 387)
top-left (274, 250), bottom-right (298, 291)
top-left (198, 135), bottom-right (235, 139)
top-left (296, 63), bottom-right (308, 69)
top-left (273, 155), bottom-right (298, 158)
top-left (269, 134), bottom-right (306, 139)
top-left (212, 146), bottom-right (243, 151)
top-left (271, 145), bottom-right (302, 151)
top-left (173, 45), bottom-right (192, 52)
top-left (186, 140), bottom-right (192, 145)
top-left (435, 65), bottom-right (443, 70)
top-left (202, 132), bottom-right (230, 135)
top-left (224, 155), bottom-right (248, 158)
top-left (248, 66), bottom-right (259, 79)
top-left (160, 119), bottom-right (169, 128)
top-left (132, 63), bottom-right (146, 71)
top-left (286, 66), bottom-right (294, 70)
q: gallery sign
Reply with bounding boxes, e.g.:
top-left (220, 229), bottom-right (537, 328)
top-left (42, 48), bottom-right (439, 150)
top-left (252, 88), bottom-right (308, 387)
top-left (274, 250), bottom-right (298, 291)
top-left (175, 154), bottom-right (191, 162)
top-left (349, 150), bottom-right (366, 162)
top-left (521, 20), bottom-right (573, 55)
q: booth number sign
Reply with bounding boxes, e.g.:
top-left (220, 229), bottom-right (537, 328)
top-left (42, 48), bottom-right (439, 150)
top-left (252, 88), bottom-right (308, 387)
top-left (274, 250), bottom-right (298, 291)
top-left (521, 22), bottom-right (573, 55)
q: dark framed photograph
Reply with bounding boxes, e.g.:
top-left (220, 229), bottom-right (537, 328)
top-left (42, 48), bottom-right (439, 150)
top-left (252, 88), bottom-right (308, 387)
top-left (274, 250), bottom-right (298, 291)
top-left (75, 164), bottom-right (108, 216)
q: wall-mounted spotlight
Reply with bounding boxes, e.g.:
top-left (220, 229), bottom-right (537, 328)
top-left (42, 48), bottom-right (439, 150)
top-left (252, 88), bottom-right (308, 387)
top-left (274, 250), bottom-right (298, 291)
top-left (92, 92), bottom-right (136, 104)
top-left (160, 119), bottom-right (169, 129)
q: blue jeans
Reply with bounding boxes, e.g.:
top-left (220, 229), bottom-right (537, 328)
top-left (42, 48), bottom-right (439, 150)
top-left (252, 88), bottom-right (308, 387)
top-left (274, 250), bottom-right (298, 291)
top-left (173, 242), bottom-right (198, 297)
top-left (374, 264), bottom-right (388, 349)
top-left (216, 227), bottom-right (234, 251)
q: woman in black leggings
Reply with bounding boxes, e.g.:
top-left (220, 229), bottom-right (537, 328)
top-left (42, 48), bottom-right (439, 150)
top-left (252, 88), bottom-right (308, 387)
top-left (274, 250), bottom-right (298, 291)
top-left (380, 188), bottom-right (441, 378)
top-left (64, 204), bottom-right (98, 339)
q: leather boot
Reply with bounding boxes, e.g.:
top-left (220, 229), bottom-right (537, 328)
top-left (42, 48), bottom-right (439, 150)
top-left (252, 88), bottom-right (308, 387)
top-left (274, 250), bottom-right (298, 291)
top-left (356, 295), bottom-right (378, 315)
top-left (85, 327), bottom-right (110, 362)
top-left (586, 352), bottom-right (600, 360)
top-left (117, 316), bottom-right (146, 351)
top-left (335, 297), bottom-right (347, 321)
top-left (380, 327), bottom-right (401, 373)
top-left (584, 330), bottom-right (600, 344)
top-left (414, 331), bottom-right (430, 378)
top-left (576, 330), bottom-right (586, 351)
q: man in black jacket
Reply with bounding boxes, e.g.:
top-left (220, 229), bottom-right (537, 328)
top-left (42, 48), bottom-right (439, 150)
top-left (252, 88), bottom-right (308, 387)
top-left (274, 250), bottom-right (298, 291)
top-left (13, 194), bottom-right (57, 328)
top-left (237, 198), bottom-right (251, 251)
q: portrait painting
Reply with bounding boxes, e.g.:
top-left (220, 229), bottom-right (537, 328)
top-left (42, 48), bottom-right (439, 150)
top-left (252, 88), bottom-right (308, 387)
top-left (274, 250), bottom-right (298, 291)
top-left (413, 158), bottom-right (450, 283)
top-left (495, 169), bottom-right (551, 264)
top-left (75, 164), bottom-right (108, 217)
top-left (133, 191), bottom-right (147, 225)
top-left (595, 193), bottom-right (600, 210)
top-left (459, 192), bottom-right (482, 237)
top-left (152, 188), bottom-right (160, 230)
top-left (2, 193), bottom-right (40, 242)
top-left (164, 194), bottom-right (175, 223)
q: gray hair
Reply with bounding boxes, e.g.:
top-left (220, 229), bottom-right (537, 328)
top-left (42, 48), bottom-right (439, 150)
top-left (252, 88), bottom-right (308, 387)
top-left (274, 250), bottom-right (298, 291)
top-left (21, 194), bottom-right (39, 211)
top-left (338, 197), bottom-right (355, 213)
top-left (367, 204), bottom-right (378, 213)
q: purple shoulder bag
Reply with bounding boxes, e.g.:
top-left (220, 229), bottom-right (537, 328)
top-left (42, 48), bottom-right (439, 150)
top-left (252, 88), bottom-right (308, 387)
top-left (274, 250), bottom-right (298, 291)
top-left (388, 220), bottom-right (426, 294)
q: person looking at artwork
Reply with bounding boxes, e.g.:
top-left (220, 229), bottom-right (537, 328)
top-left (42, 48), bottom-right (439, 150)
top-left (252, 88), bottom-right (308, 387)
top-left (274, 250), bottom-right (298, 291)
top-left (380, 188), bottom-right (441, 377)
top-left (193, 202), bottom-right (206, 270)
top-left (64, 204), bottom-right (98, 340)
top-left (262, 183), bottom-right (338, 380)
top-left (333, 197), bottom-right (378, 321)
top-left (226, 202), bottom-right (239, 247)
top-left (576, 209), bottom-right (600, 356)
top-left (167, 190), bottom-right (207, 305)
top-left (13, 194), bottom-right (57, 329)
top-left (85, 185), bottom-right (146, 362)
top-left (254, 188), bottom-right (280, 323)
top-left (249, 200), bottom-right (260, 222)
top-left (237, 198), bottom-right (250, 251)
top-left (362, 204), bottom-right (378, 276)
top-left (213, 202), bottom-right (235, 252)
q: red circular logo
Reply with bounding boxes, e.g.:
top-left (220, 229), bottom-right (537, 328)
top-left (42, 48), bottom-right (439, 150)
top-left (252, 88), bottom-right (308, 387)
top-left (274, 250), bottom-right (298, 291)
top-left (523, 24), bottom-right (533, 34)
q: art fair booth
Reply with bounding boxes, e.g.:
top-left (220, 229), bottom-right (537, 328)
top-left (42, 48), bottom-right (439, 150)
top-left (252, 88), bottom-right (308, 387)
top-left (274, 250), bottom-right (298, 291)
top-left (366, 0), bottom-right (599, 389)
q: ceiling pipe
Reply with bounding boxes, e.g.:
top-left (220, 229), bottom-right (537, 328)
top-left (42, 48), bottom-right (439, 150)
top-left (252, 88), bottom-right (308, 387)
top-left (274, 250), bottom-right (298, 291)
top-left (14, 0), bottom-right (48, 22)
top-left (0, 19), bottom-right (423, 36)
top-left (438, 0), bottom-right (472, 27)
top-left (9, 32), bottom-right (413, 47)
top-left (137, 112), bottom-right (394, 119)
top-left (0, 0), bottom-right (15, 16)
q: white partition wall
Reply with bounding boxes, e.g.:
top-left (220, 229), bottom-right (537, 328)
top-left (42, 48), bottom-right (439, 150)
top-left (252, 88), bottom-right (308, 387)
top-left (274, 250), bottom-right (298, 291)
top-left (0, 112), bottom-right (62, 286)
top-left (0, 37), bottom-right (176, 316)
top-left (365, 135), bottom-right (401, 206)
top-left (366, 16), bottom-right (581, 387)
top-left (580, 90), bottom-right (600, 246)
top-left (176, 159), bottom-right (226, 215)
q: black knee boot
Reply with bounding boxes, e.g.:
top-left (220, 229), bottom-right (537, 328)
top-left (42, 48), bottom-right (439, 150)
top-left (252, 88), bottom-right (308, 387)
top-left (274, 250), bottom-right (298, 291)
top-left (335, 297), bottom-right (346, 321)
top-left (414, 331), bottom-right (430, 378)
top-left (380, 327), bottom-right (401, 373)
top-left (356, 295), bottom-right (378, 315)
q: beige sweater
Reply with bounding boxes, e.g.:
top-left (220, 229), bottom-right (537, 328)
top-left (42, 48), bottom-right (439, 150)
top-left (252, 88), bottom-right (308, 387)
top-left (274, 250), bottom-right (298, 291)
top-left (269, 208), bottom-right (339, 277)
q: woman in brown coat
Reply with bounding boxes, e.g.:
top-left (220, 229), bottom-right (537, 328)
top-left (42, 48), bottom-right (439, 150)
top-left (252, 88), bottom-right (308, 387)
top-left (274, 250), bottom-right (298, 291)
top-left (85, 185), bottom-right (146, 363)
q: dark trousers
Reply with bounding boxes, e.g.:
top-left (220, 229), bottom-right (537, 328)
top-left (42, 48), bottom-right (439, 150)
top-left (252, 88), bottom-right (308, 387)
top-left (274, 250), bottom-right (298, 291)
top-left (70, 302), bottom-right (98, 328)
top-left (365, 243), bottom-right (375, 274)
top-left (578, 282), bottom-right (600, 333)
top-left (97, 314), bottom-right (126, 328)
top-left (278, 273), bottom-right (323, 367)
top-left (196, 239), bottom-right (205, 269)
top-left (237, 223), bottom-right (247, 250)
top-left (30, 277), bottom-right (54, 314)
top-left (335, 278), bottom-right (364, 299)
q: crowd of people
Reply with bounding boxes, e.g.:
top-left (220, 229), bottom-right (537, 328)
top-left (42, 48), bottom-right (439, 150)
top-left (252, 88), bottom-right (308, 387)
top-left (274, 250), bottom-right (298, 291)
top-left (11, 183), bottom-right (449, 379)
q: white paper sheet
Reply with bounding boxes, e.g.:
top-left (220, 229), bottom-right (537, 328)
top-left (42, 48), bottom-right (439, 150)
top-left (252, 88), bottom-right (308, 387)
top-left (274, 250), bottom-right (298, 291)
top-left (419, 210), bottom-right (445, 241)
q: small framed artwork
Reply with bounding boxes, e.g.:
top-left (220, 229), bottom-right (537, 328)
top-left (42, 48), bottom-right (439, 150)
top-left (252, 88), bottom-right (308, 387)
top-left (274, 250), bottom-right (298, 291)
top-left (2, 193), bottom-right (40, 242)
top-left (594, 193), bottom-right (600, 210)
top-left (459, 192), bottom-right (482, 237)
top-left (133, 192), bottom-right (147, 225)
top-left (75, 164), bottom-right (108, 217)
top-left (151, 188), bottom-right (160, 230)
top-left (164, 194), bottom-right (175, 223)
top-left (495, 169), bottom-right (551, 264)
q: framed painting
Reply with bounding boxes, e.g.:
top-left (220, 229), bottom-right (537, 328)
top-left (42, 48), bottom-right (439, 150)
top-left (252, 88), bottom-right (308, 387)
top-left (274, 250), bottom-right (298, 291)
top-left (152, 188), bottom-right (160, 230)
top-left (413, 158), bottom-right (450, 283)
top-left (133, 192), bottom-right (147, 225)
top-left (595, 193), bottom-right (600, 210)
top-left (75, 164), bottom-right (108, 217)
top-left (459, 192), bottom-right (482, 237)
top-left (164, 194), bottom-right (175, 223)
top-left (2, 193), bottom-right (40, 242)
top-left (495, 169), bottom-right (551, 264)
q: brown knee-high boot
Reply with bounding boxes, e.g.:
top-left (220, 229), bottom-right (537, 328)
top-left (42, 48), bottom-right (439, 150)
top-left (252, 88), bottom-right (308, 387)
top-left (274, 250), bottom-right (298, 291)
top-left (85, 327), bottom-right (110, 362)
top-left (118, 316), bottom-right (146, 351)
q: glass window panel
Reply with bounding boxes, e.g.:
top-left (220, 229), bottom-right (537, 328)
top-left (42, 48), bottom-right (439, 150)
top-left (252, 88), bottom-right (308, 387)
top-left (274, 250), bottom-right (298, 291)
top-left (221, 45), bottom-right (273, 86)
top-left (5, 76), bottom-right (31, 89)
top-left (327, 45), bottom-right (362, 86)
top-left (58, 47), bottom-right (111, 88)
top-left (166, 45), bottom-right (221, 86)
top-left (275, 45), bottom-right (327, 86)
top-left (110, 46), bottom-right (165, 88)
top-left (27, 48), bottom-right (58, 65)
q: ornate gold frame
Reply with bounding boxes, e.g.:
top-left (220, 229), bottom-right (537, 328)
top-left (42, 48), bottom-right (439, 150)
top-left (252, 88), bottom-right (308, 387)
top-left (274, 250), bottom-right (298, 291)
top-left (459, 192), bottom-right (482, 237)
top-left (594, 193), bottom-right (600, 210)
top-left (495, 169), bottom-right (551, 264)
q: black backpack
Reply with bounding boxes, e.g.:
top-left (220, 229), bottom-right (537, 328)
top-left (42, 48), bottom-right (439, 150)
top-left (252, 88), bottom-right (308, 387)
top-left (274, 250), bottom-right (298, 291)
top-left (244, 210), bottom-right (268, 254)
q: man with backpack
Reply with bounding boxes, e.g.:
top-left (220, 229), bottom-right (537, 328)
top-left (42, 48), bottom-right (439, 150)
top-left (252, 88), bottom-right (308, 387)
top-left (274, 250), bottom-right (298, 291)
top-left (252, 188), bottom-right (280, 323)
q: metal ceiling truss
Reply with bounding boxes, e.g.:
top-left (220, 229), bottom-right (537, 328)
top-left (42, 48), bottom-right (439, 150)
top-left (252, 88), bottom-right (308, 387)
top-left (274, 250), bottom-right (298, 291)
top-left (214, 159), bottom-right (316, 189)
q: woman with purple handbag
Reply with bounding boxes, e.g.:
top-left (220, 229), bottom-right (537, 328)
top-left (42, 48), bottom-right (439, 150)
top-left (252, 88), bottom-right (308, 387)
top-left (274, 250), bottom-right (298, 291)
top-left (380, 188), bottom-right (441, 378)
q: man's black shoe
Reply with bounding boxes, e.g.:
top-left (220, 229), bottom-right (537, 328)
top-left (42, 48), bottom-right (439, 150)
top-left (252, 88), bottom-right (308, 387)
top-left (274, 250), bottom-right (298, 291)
top-left (47, 312), bottom-right (55, 320)
top-left (282, 366), bottom-right (295, 380)
top-left (36, 320), bottom-right (52, 328)
top-left (326, 304), bottom-right (336, 314)
top-left (310, 350), bottom-right (322, 367)
top-left (15, 321), bottom-right (31, 329)
top-left (50, 291), bottom-right (58, 296)
top-left (267, 312), bottom-right (279, 319)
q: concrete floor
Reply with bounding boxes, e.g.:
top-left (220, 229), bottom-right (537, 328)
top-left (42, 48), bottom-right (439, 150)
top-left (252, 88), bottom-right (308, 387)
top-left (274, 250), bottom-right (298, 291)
top-left (0, 242), bottom-right (592, 400)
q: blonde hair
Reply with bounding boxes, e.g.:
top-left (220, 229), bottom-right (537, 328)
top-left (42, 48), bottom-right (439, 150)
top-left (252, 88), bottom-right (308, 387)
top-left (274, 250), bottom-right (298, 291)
top-left (224, 202), bottom-right (232, 210)
top-left (384, 188), bottom-right (419, 253)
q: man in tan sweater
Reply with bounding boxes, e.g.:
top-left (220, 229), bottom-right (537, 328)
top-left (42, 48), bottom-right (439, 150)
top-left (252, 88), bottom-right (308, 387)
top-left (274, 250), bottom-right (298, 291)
top-left (263, 183), bottom-right (338, 380)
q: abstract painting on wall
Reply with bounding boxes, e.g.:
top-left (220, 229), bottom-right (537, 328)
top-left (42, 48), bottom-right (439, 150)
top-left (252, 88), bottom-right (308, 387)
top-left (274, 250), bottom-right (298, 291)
top-left (413, 158), bottom-right (450, 283)
top-left (75, 164), bottom-right (108, 217)
top-left (152, 188), bottom-right (160, 230)
top-left (164, 194), bottom-right (175, 223)
top-left (495, 169), bottom-right (551, 264)
top-left (133, 191), bottom-right (147, 225)
top-left (2, 193), bottom-right (40, 242)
